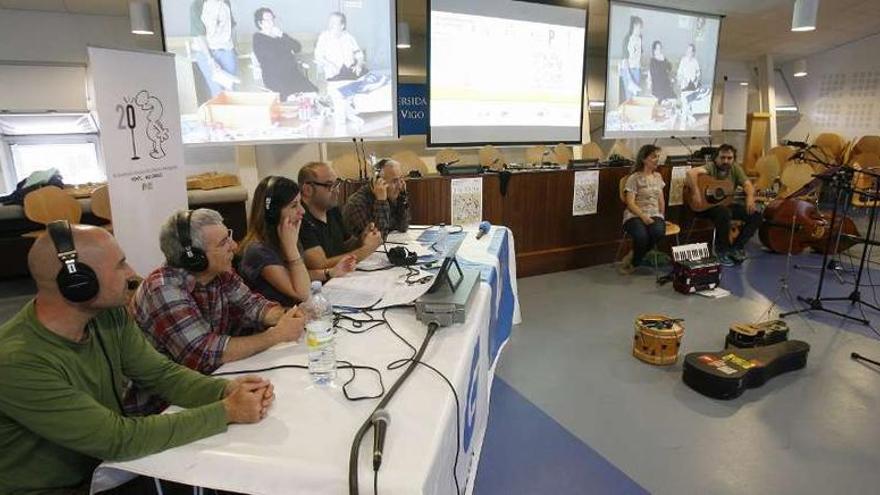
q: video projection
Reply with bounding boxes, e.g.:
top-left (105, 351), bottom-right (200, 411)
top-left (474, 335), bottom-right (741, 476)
top-left (604, 1), bottom-right (721, 138)
top-left (159, 0), bottom-right (396, 144)
top-left (428, 0), bottom-right (587, 146)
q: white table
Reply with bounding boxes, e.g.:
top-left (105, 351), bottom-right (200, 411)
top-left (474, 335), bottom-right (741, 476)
top-left (92, 226), bottom-right (520, 495)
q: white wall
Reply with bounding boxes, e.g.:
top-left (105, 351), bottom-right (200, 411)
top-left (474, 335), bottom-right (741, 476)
top-left (778, 32), bottom-right (880, 143)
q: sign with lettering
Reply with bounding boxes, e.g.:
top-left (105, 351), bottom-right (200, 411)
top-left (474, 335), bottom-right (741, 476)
top-left (398, 83), bottom-right (427, 136)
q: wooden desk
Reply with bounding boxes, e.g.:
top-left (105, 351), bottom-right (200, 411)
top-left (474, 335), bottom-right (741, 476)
top-left (342, 167), bottom-right (710, 277)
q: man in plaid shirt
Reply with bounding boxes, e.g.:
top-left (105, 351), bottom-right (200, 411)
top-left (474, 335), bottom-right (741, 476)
top-left (343, 158), bottom-right (410, 237)
top-left (127, 209), bottom-right (305, 415)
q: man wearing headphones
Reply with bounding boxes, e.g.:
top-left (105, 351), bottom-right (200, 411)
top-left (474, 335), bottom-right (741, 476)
top-left (298, 161), bottom-right (383, 272)
top-left (0, 223), bottom-right (274, 494)
top-left (343, 158), bottom-right (410, 238)
top-left (128, 208), bottom-right (304, 415)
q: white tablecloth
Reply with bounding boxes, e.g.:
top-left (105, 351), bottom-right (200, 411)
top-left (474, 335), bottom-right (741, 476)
top-left (92, 227), bottom-right (520, 495)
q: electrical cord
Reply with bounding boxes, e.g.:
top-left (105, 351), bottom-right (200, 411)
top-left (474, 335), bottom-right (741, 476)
top-left (212, 362), bottom-right (386, 402)
top-left (382, 320), bottom-right (462, 495)
top-left (348, 321), bottom-right (439, 495)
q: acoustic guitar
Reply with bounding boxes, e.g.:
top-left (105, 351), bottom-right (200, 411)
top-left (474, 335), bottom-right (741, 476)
top-left (684, 175), bottom-right (735, 212)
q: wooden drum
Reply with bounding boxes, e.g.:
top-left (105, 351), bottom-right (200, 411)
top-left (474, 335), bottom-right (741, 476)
top-left (633, 314), bottom-right (685, 365)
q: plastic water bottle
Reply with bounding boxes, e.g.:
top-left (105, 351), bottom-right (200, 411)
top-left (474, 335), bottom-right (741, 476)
top-left (434, 224), bottom-right (449, 258)
top-left (302, 281), bottom-right (336, 385)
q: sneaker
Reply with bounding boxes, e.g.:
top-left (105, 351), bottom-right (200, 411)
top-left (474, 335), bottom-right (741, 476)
top-left (717, 251), bottom-right (736, 268)
top-left (731, 248), bottom-right (747, 264)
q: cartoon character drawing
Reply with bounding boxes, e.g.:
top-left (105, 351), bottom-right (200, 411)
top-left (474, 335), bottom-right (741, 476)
top-left (134, 90), bottom-right (170, 159)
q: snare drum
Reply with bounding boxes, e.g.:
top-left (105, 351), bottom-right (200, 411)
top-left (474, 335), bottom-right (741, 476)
top-left (633, 314), bottom-right (685, 365)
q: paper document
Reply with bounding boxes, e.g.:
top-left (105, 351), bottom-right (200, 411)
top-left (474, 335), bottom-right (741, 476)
top-left (358, 251), bottom-right (393, 271)
top-left (322, 271), bottom-right (392, 308)
top-left (374, 269), bottom-right (436, 309)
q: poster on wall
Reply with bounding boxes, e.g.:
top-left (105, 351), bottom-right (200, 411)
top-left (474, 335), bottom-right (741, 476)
top-left (88, 47), bottom-right (188, 276)
top-left (669, 165), bottom-right (689, 206)
top-left (572, 170), bottom-right (599, 216)
top-left (451, 177), bottom-right (483, 226)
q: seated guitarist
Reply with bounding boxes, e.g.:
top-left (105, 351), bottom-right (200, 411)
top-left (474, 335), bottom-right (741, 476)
top-left (686, 144), bottom-right (761, 266)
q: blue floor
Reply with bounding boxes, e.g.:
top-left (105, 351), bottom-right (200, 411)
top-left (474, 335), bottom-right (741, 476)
top-left (475, 378), bottom-right (648, 495)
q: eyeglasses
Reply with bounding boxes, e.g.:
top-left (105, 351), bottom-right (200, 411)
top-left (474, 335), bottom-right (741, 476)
top-left (308, 180), bottom-right (342, 191)
top-left (215, 229), bottom-right (234, 249)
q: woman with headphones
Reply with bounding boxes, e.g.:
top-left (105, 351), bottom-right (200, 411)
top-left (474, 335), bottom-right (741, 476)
top-left (238, 176), bottom-right (356, 306)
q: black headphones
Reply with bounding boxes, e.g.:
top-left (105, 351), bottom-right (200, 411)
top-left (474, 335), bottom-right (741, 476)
top-left (48, 220), bottom-right (101, 303)
top-left (387, 246), bottom-right (418, 267)
top-left (263, 176), bottom-right (281, 225)
top-left (176, 210), bottom-right (209, 272)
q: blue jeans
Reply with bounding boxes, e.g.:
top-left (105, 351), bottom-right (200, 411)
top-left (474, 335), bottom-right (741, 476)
top-left (620, 67), bottom-right (641, 101)
top-left (195, 48), bottom-right (238, 97)
top-left (624, 216), bottom-right (666, 266)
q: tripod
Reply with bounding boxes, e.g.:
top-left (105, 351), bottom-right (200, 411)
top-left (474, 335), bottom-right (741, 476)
top-left (780, 166), bottom-right (871, 324)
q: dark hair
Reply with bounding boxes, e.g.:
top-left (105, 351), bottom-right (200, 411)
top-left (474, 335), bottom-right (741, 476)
top-left (652, 40), bottom-right (662, 52)
top-left (330, 11), bottom-right (347, 29)
top-left (623, 16), bottom-right (643, 57)
top-left (238, 176), bottom-right (300, 257)
top-left (254, 7), bottom-right (273, 29)
top-left (715, 143), bottom-right (737, 161)
top-left (634, 144), bottom-right (661, 173)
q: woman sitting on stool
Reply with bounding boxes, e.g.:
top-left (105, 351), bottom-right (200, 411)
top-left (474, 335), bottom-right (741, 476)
top-left (620, 144), bottom-right (666, 275)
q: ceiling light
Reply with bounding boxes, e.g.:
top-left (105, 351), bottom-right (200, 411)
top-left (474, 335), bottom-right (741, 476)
top-left (397, 22), bottom-right (411, 49)
top-left (129, 1), bottom-right (154, 35)
top-left (739, 82), bottom-right (749, 86)
top-left (793, 59), bottom-right (808, 77)
top-left (791, 0), bottom-right (819, 32)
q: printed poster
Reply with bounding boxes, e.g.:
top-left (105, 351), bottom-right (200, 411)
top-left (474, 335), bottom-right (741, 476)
top-left (451, 177), bottom-right (483, 226)
top-left (573, 170), bottom-right (599, 216)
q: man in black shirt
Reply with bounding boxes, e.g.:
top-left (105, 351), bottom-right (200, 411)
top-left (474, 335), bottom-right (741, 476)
top-left (298, 162), bottom-right (382, 275)
top-left (252, 8), bottom-right (318, 100)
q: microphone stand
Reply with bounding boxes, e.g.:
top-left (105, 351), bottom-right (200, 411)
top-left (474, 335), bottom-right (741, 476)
top-left (816, 167), bottom-right (880, 315)
top-left (792, 147), bottom-right (851, 282)
top-left (780, 166), bottom-right (869, 324)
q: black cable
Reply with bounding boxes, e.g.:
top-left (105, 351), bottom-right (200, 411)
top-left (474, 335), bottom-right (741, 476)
top-left (212, 362), bottom-right (386, 402)
top-left (382, 320), bottom-right (462, 495)
top-left (373, 470), bottom-right (378, 495)
top-left (349, 322), bottom-right (439, 495)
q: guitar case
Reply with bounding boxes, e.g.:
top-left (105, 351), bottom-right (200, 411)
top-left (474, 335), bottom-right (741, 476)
top-left (725, 320), bottom-right (790, 349)
top-left (682, 340), bottom-right (809, 400)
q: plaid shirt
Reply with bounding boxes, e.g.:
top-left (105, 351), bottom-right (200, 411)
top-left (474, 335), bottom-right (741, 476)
top-left (342, 186), bottom-right (410, 237)
top-left (124, 265), bottom-right (278, 415)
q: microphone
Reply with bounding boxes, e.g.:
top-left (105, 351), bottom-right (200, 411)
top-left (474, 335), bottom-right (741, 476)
top-left (782, 139), bottom-right (810, 149)
top-left (352, 138), bottom-right (364, 180)
top-left (476, 221), bottom-right (491, 240)
top-left (371, 409), bottom-right (390, 471)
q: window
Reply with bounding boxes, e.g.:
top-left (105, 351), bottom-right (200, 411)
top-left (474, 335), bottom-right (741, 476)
top-left (0, 112), bottom-right (103, 194)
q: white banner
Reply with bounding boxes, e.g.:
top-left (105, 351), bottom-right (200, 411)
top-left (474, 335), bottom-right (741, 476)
top-left (451, 177), bottom-right (483, 226)
top-left (88, 47), bottom-right (188, 276)
top-left (573, 170), bottom-right (599, 216)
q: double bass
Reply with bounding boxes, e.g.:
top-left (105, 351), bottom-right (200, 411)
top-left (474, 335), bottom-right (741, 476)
top-left (759, 166), bottom-right (860, 254)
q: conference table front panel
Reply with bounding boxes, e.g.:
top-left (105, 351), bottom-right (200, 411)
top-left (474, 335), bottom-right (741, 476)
top-left (342, 166), bottom-right (710, 277)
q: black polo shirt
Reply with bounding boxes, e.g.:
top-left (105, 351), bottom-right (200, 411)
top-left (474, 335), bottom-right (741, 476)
top-left (301, 206), bottom-right (350, 258)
